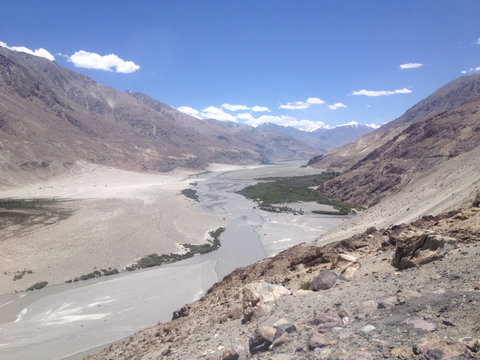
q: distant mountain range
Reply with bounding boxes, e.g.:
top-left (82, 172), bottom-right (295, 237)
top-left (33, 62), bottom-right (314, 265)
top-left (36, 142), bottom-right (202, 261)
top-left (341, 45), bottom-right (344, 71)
top-left (309, 74), bottom-right (480, 206)
top-left (258, 122), bottom-right (377, 153)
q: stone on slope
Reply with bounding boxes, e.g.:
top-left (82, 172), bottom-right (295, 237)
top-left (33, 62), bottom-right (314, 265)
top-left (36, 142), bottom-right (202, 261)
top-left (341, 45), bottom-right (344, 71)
top-left (242, 281), bottom-right (290, 322)
top-left (332, 253), bottom-right (360, 279)
top-left (310, 270), bottom-right (342, 291)
top-left (392, 231), bottom-right (457, 270)
top-left (248, 326), bottom-right (277, 354)
top-left (307, 331), bottom-right (337, 350)
top-left (415, 338), bottom-right (476, 359)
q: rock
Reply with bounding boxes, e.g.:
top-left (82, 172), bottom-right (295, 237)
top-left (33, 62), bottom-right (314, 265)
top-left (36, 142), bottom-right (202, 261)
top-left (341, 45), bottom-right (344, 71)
top-left (332, 253), bottom-right (360, 279)
top-left (360, 324), bottom-right (376, 333)
top-left (390, 346), bottom-right (415, 359)
top-left (458, 337), bottom-right (480, 353)
top-left (242, 281), bottom-right (290, 322)
top-left (313, 347), bottom-right (332, 359)
top-left (346, 350), bottom-right (376, 360)
top-left (391, 230), bottom-right (457, 270)
top-left (442, 319), bottom-right (455, 327)
top-left (310, 270), bottom-right (342, 291)
top-left (378, 296), bottom-right (397, 309)
top-left (403, 317), bottom-right (437, 332)
top-left (357, 300), bottom-right (378, 314)
top-left (221, 347), bottom-right (239, 360)
top-left (310, 309), bottom-right (343, 332)
top-left (416, 338), bottom-right (476, 359)
top-left (474, 281), bottom-right (480, 290)
top-left (273, 318), bottom-right (296, 333)
top-left (269, 332), bottom-right (292, 349)
top-left (307, 331), bottom-right (337, 350)
top-left (294, 319), bottom-right (309, 332)
top-left (249, 326), bottom-right (277, 354)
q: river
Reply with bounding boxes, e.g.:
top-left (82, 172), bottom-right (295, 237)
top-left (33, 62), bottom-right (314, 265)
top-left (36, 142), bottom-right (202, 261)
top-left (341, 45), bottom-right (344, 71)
top-left (0, 161), bottom-right (347, 360)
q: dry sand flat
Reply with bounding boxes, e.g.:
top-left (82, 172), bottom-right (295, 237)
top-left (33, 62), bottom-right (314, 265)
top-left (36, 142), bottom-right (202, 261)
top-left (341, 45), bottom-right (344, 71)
top-left (0, 161), bottom-right (225, 295)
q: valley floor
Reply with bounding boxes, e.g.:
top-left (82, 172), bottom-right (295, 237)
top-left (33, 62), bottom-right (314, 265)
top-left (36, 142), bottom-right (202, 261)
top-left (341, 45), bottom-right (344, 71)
top-left (0, 161), bottom-right (224, 295)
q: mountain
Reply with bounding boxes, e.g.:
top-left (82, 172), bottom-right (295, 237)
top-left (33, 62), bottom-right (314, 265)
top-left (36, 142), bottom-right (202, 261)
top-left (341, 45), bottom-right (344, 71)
top-left (0, 47), bottom-right (316, 186)
top-left (308, 74), bottom-right (480, 172)
top-left (311, 75), bottom-right (480, 206)
top-left (258, 122), bottom-right (376, 153)
top-left (127, 92), bottom-right (317, 163)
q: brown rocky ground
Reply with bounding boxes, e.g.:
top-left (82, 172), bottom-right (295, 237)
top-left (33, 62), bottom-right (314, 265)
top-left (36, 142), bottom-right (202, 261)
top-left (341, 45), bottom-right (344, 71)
top-left (87, 199), bottom-right (480, 360)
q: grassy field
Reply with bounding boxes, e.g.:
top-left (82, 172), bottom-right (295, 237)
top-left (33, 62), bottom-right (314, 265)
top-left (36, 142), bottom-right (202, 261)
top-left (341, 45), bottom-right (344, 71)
top-left (236, 173), bottom-right (362, 215)
top-left (0, 198), bottom-right (72, 232)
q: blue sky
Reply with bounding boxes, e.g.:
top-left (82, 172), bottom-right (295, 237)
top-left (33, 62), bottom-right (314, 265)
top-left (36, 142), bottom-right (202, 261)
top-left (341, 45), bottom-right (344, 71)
top-left (1, 1), bottom-right (479, 131)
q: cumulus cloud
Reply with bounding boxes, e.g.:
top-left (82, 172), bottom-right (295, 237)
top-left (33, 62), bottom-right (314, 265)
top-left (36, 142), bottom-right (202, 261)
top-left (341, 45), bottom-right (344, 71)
top-left (352, 88), bottom-right (412, 96)
top-left (399, 62), bottom-right (423, 69)
top-left (67, 50), bottom-right (140, 73)
top-left (279, 97), bottom-right (325, 110)
top-left (178, 105), bottom-right (237, 121)
top-left (201, 106), bottom-right (238, 122)
top-left (328, 102), bottom-right (347, 110)
top-left (460, 66), bottom-right (480, 74)
top-left (244, 114), bottom-right (326, 131)
top-left (0, 41), bottom-right (55, 61)
top-left (221, 104), bottom-right (250, 112)
top-left (221, 104), bottom-right (270, 112)
top-left (177, 106), bottom-right (202, 118)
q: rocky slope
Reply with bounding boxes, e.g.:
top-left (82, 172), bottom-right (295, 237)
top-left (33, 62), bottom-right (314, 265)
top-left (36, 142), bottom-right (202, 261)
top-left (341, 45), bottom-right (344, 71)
top-left (87, 198), bottom-right (480, 360)
top-left (0, 47), bottom-right (316, 186)
top-left (308, 74), bottom-right (480, 173)
top-left (308, 75), bottom-right (480, 207)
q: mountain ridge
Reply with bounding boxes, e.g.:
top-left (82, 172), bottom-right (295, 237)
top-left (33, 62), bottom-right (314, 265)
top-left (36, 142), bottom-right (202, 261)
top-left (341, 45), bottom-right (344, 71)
top-left (0, 47), bottom-right (317, 186)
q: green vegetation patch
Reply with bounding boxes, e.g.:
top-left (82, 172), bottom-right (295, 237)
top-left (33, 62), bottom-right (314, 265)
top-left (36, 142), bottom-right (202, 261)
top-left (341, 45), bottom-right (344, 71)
top-left (0, 198), bottom-right (72, 231)
top-left (236, 173), bottom-right (362, 215)
top-left (125, 227), bottom-right (225, 271)
top-left (181, 188), bottom-right (199, 202)
top-left (26, 281), bottom-right (48, 291)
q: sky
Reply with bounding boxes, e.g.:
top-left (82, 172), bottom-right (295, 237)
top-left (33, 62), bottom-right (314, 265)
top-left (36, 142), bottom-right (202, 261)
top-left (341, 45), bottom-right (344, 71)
top-left (1, 1), bottom-right (480, 131)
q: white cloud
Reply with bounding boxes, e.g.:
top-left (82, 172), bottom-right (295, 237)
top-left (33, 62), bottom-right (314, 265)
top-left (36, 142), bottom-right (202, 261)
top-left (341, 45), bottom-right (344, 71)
top-left (221, 104), bottom-right (250, 112)
top-left (251, 105), bottom-right (270, 112)
top-left (279, 97), bottom-right (325, 110)
top-left (399, 62), bottom-right (423, 69)
top-left (352, 88), bottom-right (412, 96)
top-left (177, 106), bottom-right (202, 118)
top-left (0, 41), bottom-right (55, 61)
top-left (244, 114), bottom-right (326, 131)
top-left (221, 104), bottom-right (270, 112)
top-left (201, 106), bottom-right (238, 122)
top-left (67, 50), bottom-right (140, 73)
top-left (460, 66), bottom-right (480, 74)
top-left (328, 102), bottom-right (347, 110)
top-left (476, 37), bottom-right (480, 45)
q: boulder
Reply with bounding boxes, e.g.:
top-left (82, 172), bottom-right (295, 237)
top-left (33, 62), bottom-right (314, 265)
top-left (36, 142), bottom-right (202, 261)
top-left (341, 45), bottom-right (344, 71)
top-left (221, 347), bottom-right (239, 360)
top-left (310, 270), bottom-right (343, 291)
top-left (248, 326), bottom-right (277, 354)
top-left (311, 309), bottom-right (343, 332)
top-left (332, 253), bottom-right (360, 279)
top-left (458, 337), bottom-right (480, 353)
top-left (391, 231), bottom-right (457, 270)
top-left (403, 317), bottom-right (437, 332)
top-left (415, 338), bottom-right (476, 359)
top-left (242, 281), bottom-right (290, 322)
top-left (307, 331), bottom-right (337, 350)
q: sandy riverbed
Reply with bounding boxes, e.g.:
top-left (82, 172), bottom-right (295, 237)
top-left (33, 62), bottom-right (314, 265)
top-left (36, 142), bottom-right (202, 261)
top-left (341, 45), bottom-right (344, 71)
top-left (0, 161), bottom-right (225, 295)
